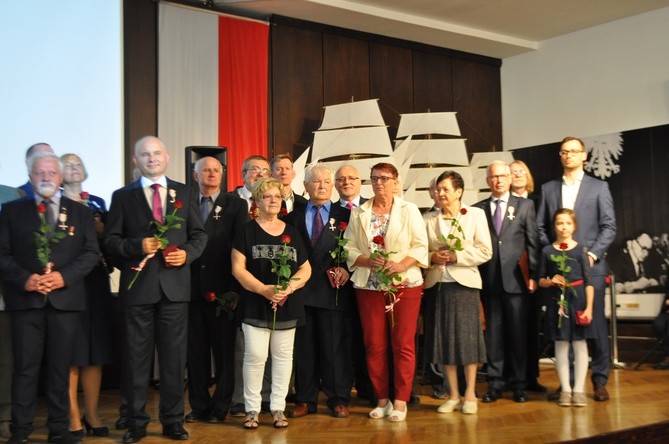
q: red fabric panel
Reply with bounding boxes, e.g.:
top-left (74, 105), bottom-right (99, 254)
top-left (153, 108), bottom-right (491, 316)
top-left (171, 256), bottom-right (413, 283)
top-left (218, 17), bottom-right (269, 191)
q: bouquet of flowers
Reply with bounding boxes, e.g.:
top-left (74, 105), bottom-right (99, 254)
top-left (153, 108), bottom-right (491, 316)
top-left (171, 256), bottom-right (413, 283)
top-left (329, 220), bottom-right (348, 306)
top-left (127, 192), bottom-right (184, 290)
top-left (34, 203), bottom-right (66, 282)
top-left (550, 242), bottom-right (576, 328)
top-left (370, 235), bottom-right (402, 328)
top-left (270, 234), bottom-right (300, 329)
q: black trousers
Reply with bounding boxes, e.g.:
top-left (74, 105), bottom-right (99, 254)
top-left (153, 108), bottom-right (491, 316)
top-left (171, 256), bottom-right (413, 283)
top-left (124, 297), bottom-right (188, 427)
top-left (186, 299), bottom-right (237, 415)
top-left (483, 291), bottom-right (529, 390)
top-left (293, 306), bottom-right (351, 409)
top-left (10, 305), bottom-right (78, 436)
top-left (652, 311), bottom-right (669, 355)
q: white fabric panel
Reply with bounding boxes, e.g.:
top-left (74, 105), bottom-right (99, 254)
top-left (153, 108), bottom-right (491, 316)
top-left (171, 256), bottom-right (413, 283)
top-left (158, 3), bottom-right (219, 183)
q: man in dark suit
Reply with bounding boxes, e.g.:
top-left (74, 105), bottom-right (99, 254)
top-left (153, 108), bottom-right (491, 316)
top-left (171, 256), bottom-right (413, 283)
top-left (185, 157), bottom-right (247, 423)
top-left (475, 160), bottom-right (539, 404)
top-left (286, 164), bottom-right (352, 418)
top-left (104, 136), bottom-right (207, 442)
top-left (0, 152), bottom-right (99, 444)
top-left (271, 153), bottom-right (308, 214)
top-left (537, 136), bottom-right (616, 402)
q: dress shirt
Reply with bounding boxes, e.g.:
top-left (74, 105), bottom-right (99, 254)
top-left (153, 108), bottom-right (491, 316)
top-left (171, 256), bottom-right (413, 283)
top-left (561, 170), bottom-right (584, 210)
top-left (305, 201), bottom-right (331, 239)
top-left (140, 176), bottom-right (168, 218)
top-left (34, 191), bottom-right (62, 226)
top-left (339, 196), bottom-right (362, 208)
top-left (236, 186), bottom-right (253, 210)
top-left (488, 192), bottom-right (510, 219)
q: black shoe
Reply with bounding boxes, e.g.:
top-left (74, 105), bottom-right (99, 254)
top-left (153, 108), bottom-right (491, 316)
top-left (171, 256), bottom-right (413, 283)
top-left (409, 392), bottom-right (421, 405)
top-left (8, 432), bottom-right (29, 444)
top-left (116, 404), bottom-right (129, 430)
top-left (547, 387), bottom-right (561, 401)
top-left (481, 389), bottom-right (502, 403)
top-left (513, 389), bottom-right (528, 403)
top-left (653, 360), bottom-right (669, 370)
top-left (162, 422), bottom-right (189, 440)
top-left (229, 403), bottom-right (245, 418)
top-left (47, 431), bottom-right (82, 443)
top-left (69, 429), bottom-right (84, 439)
top-left (81, 416), bottom-right (109, 436)
top-left (122, 425), bottom-right (147, 443)
top-left (184, 411), bottom-right (208, 423)
top-left (526, 380), bottom-right (547, 393)
top-left (207, 405), bottom-right (229, 423)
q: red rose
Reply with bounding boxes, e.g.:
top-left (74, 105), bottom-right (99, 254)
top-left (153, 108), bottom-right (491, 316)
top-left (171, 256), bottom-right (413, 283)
top-left (37, 203), bottom-right (47, 214)
top-left (280, 207), bottom-right (288, 216)
top-left (174, 200), bottom-right (184, 209)
top-left (80, 191), bottom-right (90, 200)
top-left (559, 242), bottom-right (569, 250)
top-left (205, 292), bottom-right (216, 302)
top-left (372, 235), bottom-right (385, 247)
top-left (281, 235), bottom-right (291, 244)
top-left (460, 208), bottom-right (467, 215)
top-left (338, 221), bottom-right (348, 231)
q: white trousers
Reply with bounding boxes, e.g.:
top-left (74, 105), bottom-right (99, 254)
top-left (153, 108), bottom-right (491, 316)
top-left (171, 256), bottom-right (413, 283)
top-left (242, 323), bottom-right (295, 413)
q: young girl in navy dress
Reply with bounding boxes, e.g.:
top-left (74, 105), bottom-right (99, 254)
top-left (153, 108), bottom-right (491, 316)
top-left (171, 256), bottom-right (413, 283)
top-left (538, 209), bottom-right (594, 407)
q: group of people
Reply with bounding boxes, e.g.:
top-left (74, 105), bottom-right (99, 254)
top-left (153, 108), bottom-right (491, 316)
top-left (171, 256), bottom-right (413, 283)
top-left (0, 134), bottom-right (664, 443)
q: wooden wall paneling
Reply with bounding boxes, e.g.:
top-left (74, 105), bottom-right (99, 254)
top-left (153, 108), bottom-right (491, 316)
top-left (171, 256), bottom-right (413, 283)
top-left (452, 59), bottom-right (502, 154)
top-left (412, 50), bottom-right (455, 114)
top-left (369, 42), bottom-right (413, 132)
top-left (322, 34), bottom-right (370, 107)
top-left (269, 23), bottom-right (324, 160)
top-left (123, 0), bottom-right (158, 182)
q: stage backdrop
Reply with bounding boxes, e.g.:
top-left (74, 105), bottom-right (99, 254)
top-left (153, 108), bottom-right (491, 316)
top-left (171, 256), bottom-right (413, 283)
top-left (513, 123), bottom-right (669, 296)
top-left (158, 3), bottom-right (268, 190)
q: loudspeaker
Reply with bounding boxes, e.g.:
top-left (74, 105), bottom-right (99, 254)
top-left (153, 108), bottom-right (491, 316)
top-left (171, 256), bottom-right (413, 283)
top-left (185, 146), bottom-right (227, 191)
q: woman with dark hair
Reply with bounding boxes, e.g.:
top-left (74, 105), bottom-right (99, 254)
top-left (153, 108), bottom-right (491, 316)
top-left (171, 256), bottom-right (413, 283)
top-left (344, 162), bottom-right (428, 422)
top-left (423, 170), bottom-right (492, 415)
top-left (60, 153), bottom-right (113, 437)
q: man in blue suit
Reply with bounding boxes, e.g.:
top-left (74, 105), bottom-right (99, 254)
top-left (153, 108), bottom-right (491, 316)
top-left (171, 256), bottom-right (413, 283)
top-left (537, 136), bottom-right (616, 402)
top-left (105, 136), bottom-right (207, 442)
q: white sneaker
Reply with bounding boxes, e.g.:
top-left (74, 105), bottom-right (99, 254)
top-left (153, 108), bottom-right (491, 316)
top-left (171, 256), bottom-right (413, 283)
top-left (461, 400), bottom-right (478, 414)
top-left (437, 398), bottom-right (462, 413)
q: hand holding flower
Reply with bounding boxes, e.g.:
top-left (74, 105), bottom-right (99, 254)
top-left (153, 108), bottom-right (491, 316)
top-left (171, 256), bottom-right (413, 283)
top-left (142, 237), bottom-right (162, 254)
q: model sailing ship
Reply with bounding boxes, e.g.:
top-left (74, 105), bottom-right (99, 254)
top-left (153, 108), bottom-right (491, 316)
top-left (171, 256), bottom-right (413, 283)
top-left (293, 98), bottom-right (513, 207)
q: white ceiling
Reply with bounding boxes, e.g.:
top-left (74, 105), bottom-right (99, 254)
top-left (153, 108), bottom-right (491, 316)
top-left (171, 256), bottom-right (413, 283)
top-left (210, 0), bottom-right (669, 58)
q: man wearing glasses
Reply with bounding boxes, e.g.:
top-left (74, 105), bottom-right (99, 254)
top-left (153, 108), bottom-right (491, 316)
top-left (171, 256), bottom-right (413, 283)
top-left (537, 136), bottom-right (617, 402)
top-left (334, 165), bottom-right (367, 209)
top-left (231, 155), bottom-right (271, 218)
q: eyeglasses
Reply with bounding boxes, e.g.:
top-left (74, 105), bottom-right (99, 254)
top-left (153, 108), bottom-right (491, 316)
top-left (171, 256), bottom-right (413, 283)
top-left (370, 175), bottom-right (394, 183)
top-left (559, 150), bottom-right (584, 157)
top-left (488, 174), bottom-right (509, 182)
top-left (335, 176), bottom-right (360, 183)
top-left (510, 170), bottom-right (526, 177)
top-left (245, 166), bottom-right (270, 175)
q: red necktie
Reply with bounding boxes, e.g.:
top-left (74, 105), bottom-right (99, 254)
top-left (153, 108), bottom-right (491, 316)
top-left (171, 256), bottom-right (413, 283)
top-left (151, 183), bottom-right (163, 224)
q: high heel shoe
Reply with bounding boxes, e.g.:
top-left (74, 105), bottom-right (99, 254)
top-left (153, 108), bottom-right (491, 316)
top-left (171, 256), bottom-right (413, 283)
top-left (82, 416), bottom-right (110, 437)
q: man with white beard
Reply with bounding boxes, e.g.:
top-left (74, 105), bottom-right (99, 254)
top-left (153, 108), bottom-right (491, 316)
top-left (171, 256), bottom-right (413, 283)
top-left (0, 152), bottom-right (99, 444)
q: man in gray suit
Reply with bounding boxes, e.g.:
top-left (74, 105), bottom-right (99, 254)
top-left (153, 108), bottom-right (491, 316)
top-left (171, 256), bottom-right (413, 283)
top-left (537, 136), bottom-right (616, 402)
top-left (475, 161), bottom-right (539, 404)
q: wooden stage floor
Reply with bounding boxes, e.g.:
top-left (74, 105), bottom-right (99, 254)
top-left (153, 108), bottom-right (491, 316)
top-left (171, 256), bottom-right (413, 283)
top-left (15, 363), bottom-right (669, 443)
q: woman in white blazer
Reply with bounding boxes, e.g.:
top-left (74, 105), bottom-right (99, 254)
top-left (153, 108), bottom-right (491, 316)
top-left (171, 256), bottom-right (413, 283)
top-left (344, 163), bottom-right (428, 422)
top-left (423, 170), bottom-right (492, 415)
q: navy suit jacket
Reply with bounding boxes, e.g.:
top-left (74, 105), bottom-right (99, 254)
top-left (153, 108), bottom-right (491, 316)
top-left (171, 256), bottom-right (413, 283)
top-left (190, 192), bottom-right (247, 300)
top-left (0, 196), bottom-right (99, 311)
top-left (537, 174), bottom-right (616, 276)
top-left (475, 194), bottom-right (539, 294)
top-left (104, 178), bottom-right (207, 305)
top-left (285, 202), bottom-right (351, 311)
